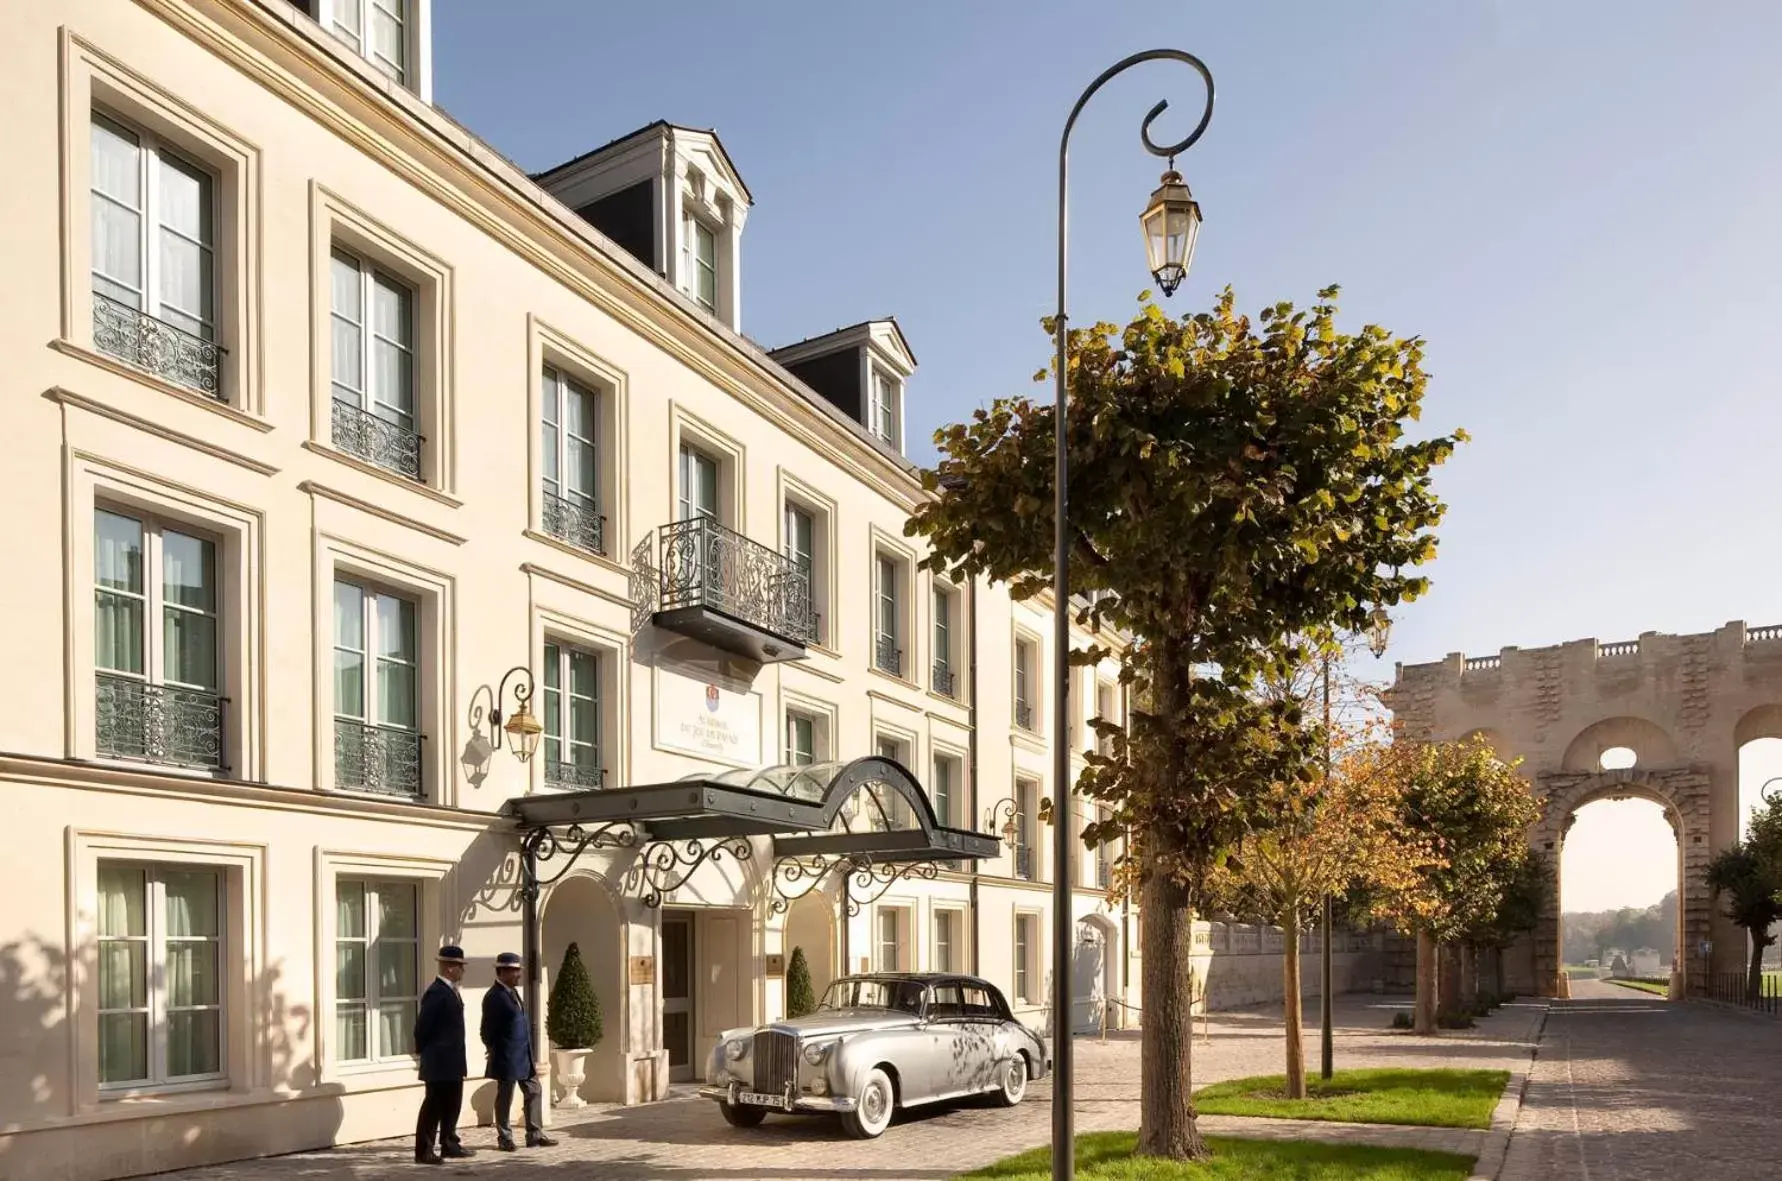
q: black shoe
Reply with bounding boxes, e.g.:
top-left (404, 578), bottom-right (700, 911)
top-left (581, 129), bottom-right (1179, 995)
top-left (441, 1145), bottom-right (476, 1159)
top-left (497, 1141), bottom-right (517, 1152)
top-left (414, 1150), bottom-right (443, 1165)
top-left (527, 1135), bottom-right (559, 1148)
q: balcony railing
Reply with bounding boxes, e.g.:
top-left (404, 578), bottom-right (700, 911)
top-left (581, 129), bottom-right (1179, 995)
top-left (92, 293), bottom-right (225, 400)
top-left (1015, 700), bottom-right (1034, 731)
top-left (331, 398), bottom-right (423, 481)
top-left (545, 759), bottom-right (605, 790)
top-left (1097, 859), bottom-right (1113, 889)
top-left (875, 635), bottom-right (903, 677)
top-left (96, 673), bottom-right (226, 770)
top-left (933, 660), bottom-right (957, 697)
top-left (631, 517), bottom-right (815, 661)
top-left (1014, 845), bottom-right (1034, 880)
top-left (333, 719), bottom-right (422, 799)
top-left (542, 490), bottom-right (607, 556)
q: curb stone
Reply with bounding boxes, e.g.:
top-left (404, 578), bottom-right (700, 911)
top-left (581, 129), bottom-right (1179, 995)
top-left (1470, 1002), bottom-right (1551, 1181)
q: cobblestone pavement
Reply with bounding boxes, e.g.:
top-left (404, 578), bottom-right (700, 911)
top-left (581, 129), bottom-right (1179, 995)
top-left (1499, 977), bottom-right (1782, 1181)
top-left (147, 995), bottom-right (1542, 1181)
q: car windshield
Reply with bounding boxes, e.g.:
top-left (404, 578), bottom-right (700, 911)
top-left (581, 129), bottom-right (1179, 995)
top-left (818, 978), bottom-right (926, 1014)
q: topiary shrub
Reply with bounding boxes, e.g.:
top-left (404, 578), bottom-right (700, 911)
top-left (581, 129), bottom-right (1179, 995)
top-left (1436, 1008), bottom-right (1476, 1030)
top-left (1390, 1011), bottom-right (1415, 1030)
top-left (786, 946), bottom-right (817, 1018)
top-left (546, 941), bottom-right (604, 1050)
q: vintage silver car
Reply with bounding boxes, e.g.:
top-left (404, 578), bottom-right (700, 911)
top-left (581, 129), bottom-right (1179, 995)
top-left (698, 972), bottom-right (1049, 1139)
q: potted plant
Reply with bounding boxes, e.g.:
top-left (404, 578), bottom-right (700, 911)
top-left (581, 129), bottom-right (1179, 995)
top-left (786, 946), bottom-right (817, 1018)
top-left (546, 942), bottom-right (603, 1108)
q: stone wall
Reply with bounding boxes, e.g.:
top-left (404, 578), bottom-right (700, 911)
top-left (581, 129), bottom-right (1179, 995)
top-left (1187, 921), bottom-right (1386, 1013)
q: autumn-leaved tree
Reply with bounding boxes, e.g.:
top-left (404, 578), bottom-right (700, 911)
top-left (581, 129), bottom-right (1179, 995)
top-left (907, 287), bottom-right (1461, 1160)
top-left (1361, 738), bottom-right (1542, 1033)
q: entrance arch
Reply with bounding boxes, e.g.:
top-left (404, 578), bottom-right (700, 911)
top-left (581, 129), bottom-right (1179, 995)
top-left (540, 873), bottom-right (625, 1103)
top-left (1072, 914), bottom-right (1120, 1033)
top-left (1387, 620), bottom-right (1782, 995)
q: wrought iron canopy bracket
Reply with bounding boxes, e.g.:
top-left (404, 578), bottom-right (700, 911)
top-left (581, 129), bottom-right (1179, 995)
top-left (769, 852), bottom-right (942, 918)
top-left (520, 821), bottom-right (639, 899)
top-left (624, 836), bottom-right (754, 909)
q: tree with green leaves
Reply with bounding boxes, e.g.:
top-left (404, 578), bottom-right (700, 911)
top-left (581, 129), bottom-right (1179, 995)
top-left (908, 287), bottom-right (1460, 1160)
top-left (786, 946), bottom-right (817, 1018)
top-left (546, 942), bottom-right (603, 1050)
top-left (1468, 848), bottom-right (1552, 1001)
top-left (1706, 835), bottom-right (1782, 1000)
top-left (1359, 738), bottom-right (1542, 1033)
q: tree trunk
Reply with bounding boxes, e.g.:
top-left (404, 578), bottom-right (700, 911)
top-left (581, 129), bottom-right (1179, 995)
top-left (1282, 912), bottom-right (1305, 1099)
top-left (1459, 943), bottom-right (1478, 1011)
top-left (1137, 850), bottom-right (1208, 1160)
top-left (1414, 928), bottom-right (1437, 1035)
top-left (1748, 929), bottom-right (1765, 1002)
top-left (1437, 942), bottom-right (1461, 1016)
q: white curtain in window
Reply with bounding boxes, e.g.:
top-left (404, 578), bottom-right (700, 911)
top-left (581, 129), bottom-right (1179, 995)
top-left (91, 117), bottom-right (143, 308)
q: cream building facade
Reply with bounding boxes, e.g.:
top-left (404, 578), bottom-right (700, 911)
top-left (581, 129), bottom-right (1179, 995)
top-left (0, 3), bottom-right (1138, 1178)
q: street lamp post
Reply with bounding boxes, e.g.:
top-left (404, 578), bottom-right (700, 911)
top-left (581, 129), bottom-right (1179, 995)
top-left (1319, 609), bottom-right (1392, 1081)
top-left (1051, 51), bottom-right (1213, 1180)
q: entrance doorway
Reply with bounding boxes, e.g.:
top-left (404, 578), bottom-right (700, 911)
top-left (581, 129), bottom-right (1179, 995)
top-left (661, 913), bottom-right (694, 1082)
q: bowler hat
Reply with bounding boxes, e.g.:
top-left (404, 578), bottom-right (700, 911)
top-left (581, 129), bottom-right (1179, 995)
top-left (495, 952), bottom-right (523, 969)
top-left (436, 944), bottom-right (467, 964)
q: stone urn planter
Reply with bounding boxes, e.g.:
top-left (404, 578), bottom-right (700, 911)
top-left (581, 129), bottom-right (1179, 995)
top-left (552, 1047), bottom-right (590, 1109)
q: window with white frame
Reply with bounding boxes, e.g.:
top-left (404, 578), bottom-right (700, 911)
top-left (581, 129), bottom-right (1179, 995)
top-left (681, 213), bottom-right (717, 311)
top-left (933, 909), bottom-right (960, 973)
top-left (89, 113), bottom-right (222, 398)
top-left (873, 554), bottom-right (904, 676)
top-left (786, 710), bottom-right (817, 766)
top-left (543, 641), bottom-right (602, 789)
top-left (1095, 805), bottom-right (1115, 889)
top-left (97, 861), bottom-right (224, 1087)
top-left (94, 508), bottom-right (225, 770)
top-left (868, 369), bottom-right (900, 449)
top-left (784, 501), bottom-right (821, 643)
top-left (931, 752), bottom-right (959, 829)
top-left (1014, 777), bottom-right (1038, 881)
top-left (677, 443), bottom-right (719, 522)
top-left (332, 580), bottom-right (422, 798)
top-left (330, 248), bottom-right (421, 480)
top-left (932, 584), bottom-right (957, 696)
top-left (327, 0), bottom-right (411, 86)
top-left (1014, 637), bottom-right (1037, 731)
top-left (541, 366), bottom-right (604, 555)
top-left (1096, 680), bottom-right (1117, 756)
top-left (876, 908), bottom-right (908, 972)
top-left (873, 735), bottom-right (914, 829)
top-left (1014, 913), bottom-right (1038, 1003)
top-left (334, 878), bottom-right (419, 1064)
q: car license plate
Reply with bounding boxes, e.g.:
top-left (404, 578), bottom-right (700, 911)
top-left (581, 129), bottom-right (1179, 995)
top-left (738, 1090), bottom-right (786, 1108)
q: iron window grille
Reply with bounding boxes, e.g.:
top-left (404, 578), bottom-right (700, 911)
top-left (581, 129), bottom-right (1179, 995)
top-left (331, 398), bottom-right (423, 481)
top-left (92, 293), bottom-right (226, 400)
top-left (1015, 845), bottom-right (1035, 881)
top-left (544, 760), bottom-right (605, 790)
top-left (932, 659), bottom-right (957, 698)
top-left (333, 719), bottom-right (422, 799)
top-left (874, 635), bottom-right (903, 677)
top-left (541, 490), bottom-right (606, 556)
top-left (655, 516), bottom-right (816, 645)
top-left (96, 673), bottom-right (227, 771)
top-left (1015, 700), bottom-right (1035, 731)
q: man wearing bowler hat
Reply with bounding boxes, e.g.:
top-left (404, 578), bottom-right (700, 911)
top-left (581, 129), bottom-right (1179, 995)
top-left (413, 945), bottom-right (474, 1165)
top-left (482, 951), bottom-right (557, 1150)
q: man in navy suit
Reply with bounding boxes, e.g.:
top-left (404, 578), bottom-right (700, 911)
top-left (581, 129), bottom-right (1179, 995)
top-left (413, 945), bottom-right (474, 1165)
top-left (482, 951), bottom-right (558, 1151)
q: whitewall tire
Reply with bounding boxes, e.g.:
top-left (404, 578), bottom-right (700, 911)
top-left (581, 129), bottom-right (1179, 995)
top-left (842, 1067), bottom-right (896, 1139)
top-left (993, 1055), bottom-right (1028, 1107)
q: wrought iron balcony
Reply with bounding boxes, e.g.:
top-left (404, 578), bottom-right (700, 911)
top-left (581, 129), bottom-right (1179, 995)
top-left (542, 490), bottom-right (607, 556)
top-left (331, 398), bottom-right (423, 481)
top-left (545, 759), bottom-right (606, 790)
top-left (1014, 845), bottom-right (1035, 881)
top-left (96, 673), bottom-right (226, 770)
top-left (92, 293), bottom-right (226, 400)
top-left (933, 660), bottom-right (957, 698)
top-left (628, 517), bottom-right (815, 663)
top-left (875, 635), bottom-right (903, 677)
top-left (333, 719), bottom-right (423, 799)
top-left (1097, 859), bottom-right (1113, 889)
top-left (1015, 700), bottom-right (1035, 731)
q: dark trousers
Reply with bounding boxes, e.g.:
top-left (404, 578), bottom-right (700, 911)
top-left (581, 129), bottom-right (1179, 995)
top-left (415, 1079), bottom-right (463, 1156)
top-left (494, 1075), bottom-right (544, 1145)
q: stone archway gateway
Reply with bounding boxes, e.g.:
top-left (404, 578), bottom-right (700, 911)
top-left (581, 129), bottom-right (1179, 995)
top-left (1387, 620), bottom-right (1782, 997)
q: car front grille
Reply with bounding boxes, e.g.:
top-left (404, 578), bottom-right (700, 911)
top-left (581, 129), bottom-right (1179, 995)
top-left (753, 1030), bottom-right (796, 1094)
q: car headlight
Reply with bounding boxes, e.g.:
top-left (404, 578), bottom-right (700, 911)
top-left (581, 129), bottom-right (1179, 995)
top-left (724, 1037), bottom-right (750, 1061)
top-left (802, 1041), bottom-right (832, 1066)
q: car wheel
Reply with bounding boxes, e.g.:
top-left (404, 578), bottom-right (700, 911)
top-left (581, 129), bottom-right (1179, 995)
top-left (719, 1101), bottom-right (767, 1128)
top-left (992, 1055), bottom-right (1028, 1107)
top-left (841, 1067), bottom-right (895, 1139)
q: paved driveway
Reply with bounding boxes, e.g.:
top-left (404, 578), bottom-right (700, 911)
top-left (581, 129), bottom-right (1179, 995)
top-left (1500, 977), bottom-right (1782, 1180)
top-left (146, 995), bottom-right (1542, 1180)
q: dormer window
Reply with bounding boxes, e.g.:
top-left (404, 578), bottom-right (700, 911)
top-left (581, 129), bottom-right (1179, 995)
top-left (681, 213), bottom-right (718, 312)
top-left (869, 369), bottom-right (901, 448)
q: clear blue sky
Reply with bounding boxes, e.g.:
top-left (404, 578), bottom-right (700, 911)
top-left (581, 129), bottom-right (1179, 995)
top-left (434, 1), bottom-right (1782, 912)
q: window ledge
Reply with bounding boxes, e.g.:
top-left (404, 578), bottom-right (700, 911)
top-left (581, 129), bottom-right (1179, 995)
top-left (1010, 730), bottom-right (1047, 756)
top-left (521, 528), bottom-right (630, 578)
top-left (78, 756), bottom-right (233, 783)
top-left (52, 339), bottom-right (273, 431)
top-left (301, 440), bottom-right (463, 508)
top-left (867, 666), bottom-right (917, 691)
top-left (928, 689), bottom-right (967, 709)
top-left (321, 784), bottom-right (430, 806)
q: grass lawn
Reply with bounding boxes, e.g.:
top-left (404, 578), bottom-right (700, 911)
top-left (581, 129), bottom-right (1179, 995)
top-left (1192, 1068), bottom-right (1508, 1130)
top-left (1607, 978), bottom-right (1668, 996)
top-left (952, 1132), bottom-right (1475, 1180)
